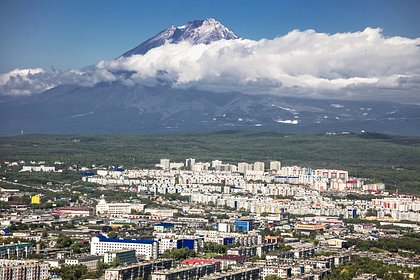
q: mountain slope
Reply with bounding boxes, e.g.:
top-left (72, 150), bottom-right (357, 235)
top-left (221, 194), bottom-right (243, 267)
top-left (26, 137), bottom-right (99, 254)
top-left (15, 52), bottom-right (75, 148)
top-left (121, 18), bottom-right (239, 57)
top-left (1, 82), bottom-right (420, 135)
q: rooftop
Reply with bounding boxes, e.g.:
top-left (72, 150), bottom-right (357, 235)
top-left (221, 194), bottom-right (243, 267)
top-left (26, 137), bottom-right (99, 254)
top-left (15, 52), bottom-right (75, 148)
top-left (95, 235), bottom-right (156, 245)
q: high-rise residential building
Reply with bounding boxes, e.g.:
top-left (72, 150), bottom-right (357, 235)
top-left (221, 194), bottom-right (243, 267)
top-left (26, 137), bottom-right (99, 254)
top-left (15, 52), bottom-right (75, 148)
top-left (270, 161), bottom-right (281, 171)
top-left (238, 162), bottom-right (252, 173)
top-left (253, 162), bottom-right (265, 172)
top-left (191, 162), bottom-right (209, 172)
top-left (185, 158), bottom-right (196, 170)
top-left (212, 160), bottom-right (222, 168)
top-left (160, 159), bottom-right (170, 170)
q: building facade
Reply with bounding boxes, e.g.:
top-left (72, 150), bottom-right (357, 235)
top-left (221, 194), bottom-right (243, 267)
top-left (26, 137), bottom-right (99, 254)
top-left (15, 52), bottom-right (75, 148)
top-left (91, 235), bottom-right (158, 260)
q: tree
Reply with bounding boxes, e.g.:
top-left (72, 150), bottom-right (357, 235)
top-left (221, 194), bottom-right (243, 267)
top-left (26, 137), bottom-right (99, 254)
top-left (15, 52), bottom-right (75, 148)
top-left (55, 234), bottom-right (72, 248)
top-left (50, 264), bottom-right (88, 280)
top-left (82, 261), bottom-right (110, 279)
top-left (70, 241), bottom-right (89, 254)
top-left (162, 248), bottom-right (196, 261)
top-left (266, 275), bottom-right (282, 280)
top-left (203, 242), bottom-right (230, 254)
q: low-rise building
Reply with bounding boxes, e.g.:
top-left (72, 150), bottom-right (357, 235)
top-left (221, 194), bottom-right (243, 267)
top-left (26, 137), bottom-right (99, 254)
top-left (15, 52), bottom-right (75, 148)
top-left (65, 255), bottom-right (103, 270)
top-left (213, 255), bottom-right (247, 270)
top-left (96, 199), bottom-right (145, 217)
top-left (151, 262), bottom-right (220, 280)
top-left (104, 250), bottom-right (137, 265)
top-left (104, 260), bottom-right (173, 280)
top-left (0, 243), bottom-right (32, 259)
top-left (51, 206), bottom-right (93, 217)
top-left (262, 266), bottom-right (292, 279)
top-left (201, 267), bottom-right (261, 280)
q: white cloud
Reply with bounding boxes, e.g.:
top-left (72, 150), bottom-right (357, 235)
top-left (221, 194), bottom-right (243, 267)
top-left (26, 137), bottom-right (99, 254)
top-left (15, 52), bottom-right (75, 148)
top-left (1, 27), bottom-right (420, 102)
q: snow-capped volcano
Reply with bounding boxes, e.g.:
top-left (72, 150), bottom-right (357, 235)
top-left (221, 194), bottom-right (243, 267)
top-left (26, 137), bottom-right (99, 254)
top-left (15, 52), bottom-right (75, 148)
top-left (121, 18), bottom-right (239, 57)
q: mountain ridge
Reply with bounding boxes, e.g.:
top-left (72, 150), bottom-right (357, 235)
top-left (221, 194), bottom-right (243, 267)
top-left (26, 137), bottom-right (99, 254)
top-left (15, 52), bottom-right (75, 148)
top-left (121, 18), bottom-right (239, 57)
top-left (1, 81), bottom-right (420, 136)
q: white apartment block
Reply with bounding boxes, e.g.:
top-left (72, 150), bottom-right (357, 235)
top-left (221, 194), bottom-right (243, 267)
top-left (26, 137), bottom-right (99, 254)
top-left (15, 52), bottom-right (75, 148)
top-left (160, 159), bottom-right (170, 170)
top-left (156, 238), bottom-right (178, 254)
top-left (91, 236), bottom-right (158, 260)
top-left (64, 256), bottom-right (103, 270)
top-left (212, 160), bottom-right (223, 168)
top-left (195, 230), bottom-right (262, 246)
top-left (191, 162), bottom-right (210, 172)
top-left (253, 162), bottom-right (265, 172)
top-left (269, 161), bottom-right (281, 171)
top-left (312, 169), bottom-right (348, 181)
top-left (238, 162), bottom-right (252, 173)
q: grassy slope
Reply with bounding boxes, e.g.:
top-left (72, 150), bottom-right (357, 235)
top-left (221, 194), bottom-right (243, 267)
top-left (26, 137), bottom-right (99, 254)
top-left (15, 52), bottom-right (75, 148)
top-left (1, 131), bottom-right (419, 194)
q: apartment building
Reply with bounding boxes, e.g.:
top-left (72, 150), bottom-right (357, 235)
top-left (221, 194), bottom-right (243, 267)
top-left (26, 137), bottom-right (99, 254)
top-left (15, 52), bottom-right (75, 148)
top-left (91, 235), bottom-right (158, 260)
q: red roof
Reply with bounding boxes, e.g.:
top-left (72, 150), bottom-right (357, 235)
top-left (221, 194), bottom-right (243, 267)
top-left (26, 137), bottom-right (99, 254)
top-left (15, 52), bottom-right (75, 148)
top-left (362, 224), bottom-right (374, 227)
top-left (180, 258), bottom-right (220, 265)
top-left (59, 207), bottom-right (92, 211)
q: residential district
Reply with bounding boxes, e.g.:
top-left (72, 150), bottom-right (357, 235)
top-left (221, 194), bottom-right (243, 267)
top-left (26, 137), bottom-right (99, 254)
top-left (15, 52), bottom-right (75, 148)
top-left (0, 158), bottom-right (419, 280)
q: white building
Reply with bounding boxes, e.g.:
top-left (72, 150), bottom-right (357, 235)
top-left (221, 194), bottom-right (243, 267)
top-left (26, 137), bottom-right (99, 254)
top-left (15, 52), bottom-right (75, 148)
top-left (20, 165), bottom-right (56, 172)
top-left (212, 160), bottom-right (223, 168)
top-left (95, 199), bottom-right (145, 217)
top-left (191, 162), bottom-right (210, 172)
top-left (253, 162), bottom-right (265, 172)
top-left (218, 223), bottom-right (232, 233)
top-left (64, 256), bottom-right (103, 270)
top-left (169, 162), bottom-right (184, 170)
top-left (269, 161), bottom-right (281, 172)
top-left (312, 169), bottom-right (348, 181)
top-left (238, 162), bottom-right (252, 173)
top-left (160, 159), bottom-right (170, 170)
top-left (91, 235), bottom-right (158, 260)
top-left (156, 238), bottom-right (178, 254)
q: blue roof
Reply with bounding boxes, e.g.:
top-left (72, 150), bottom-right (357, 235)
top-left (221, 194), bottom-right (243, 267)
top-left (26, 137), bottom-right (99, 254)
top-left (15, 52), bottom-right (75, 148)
top-left (1, 229), bottom-right (11, 233)
top-left (97, 235), bottom-right (156, 244)
top-left (155, 222), bottom-right (174, 227)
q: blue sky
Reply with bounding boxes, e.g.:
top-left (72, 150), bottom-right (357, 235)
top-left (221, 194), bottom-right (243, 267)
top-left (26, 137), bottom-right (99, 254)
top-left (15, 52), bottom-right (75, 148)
top-left (1, 0), bottom-right (419, 73)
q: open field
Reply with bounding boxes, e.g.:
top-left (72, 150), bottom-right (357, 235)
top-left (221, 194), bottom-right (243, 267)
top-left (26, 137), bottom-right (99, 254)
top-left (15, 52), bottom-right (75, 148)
top-left (1, 131), bottom-right (420, 194)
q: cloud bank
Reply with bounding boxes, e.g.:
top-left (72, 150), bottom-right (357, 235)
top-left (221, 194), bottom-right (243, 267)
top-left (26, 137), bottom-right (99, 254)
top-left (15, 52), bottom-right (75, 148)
top-left (1, 28), bottom-right (420, 102)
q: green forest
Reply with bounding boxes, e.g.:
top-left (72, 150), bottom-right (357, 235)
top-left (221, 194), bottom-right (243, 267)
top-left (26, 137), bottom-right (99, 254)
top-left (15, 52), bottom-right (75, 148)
top-left (1, 131), bottom-right (420, 194)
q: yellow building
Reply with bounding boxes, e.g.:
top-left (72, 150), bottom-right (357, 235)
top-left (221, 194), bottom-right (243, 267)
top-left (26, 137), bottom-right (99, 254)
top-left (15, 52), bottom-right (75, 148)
top-left (110, 221), bottom-right (132, 228)
top-left (31, 195), bottom-right (41, 204)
